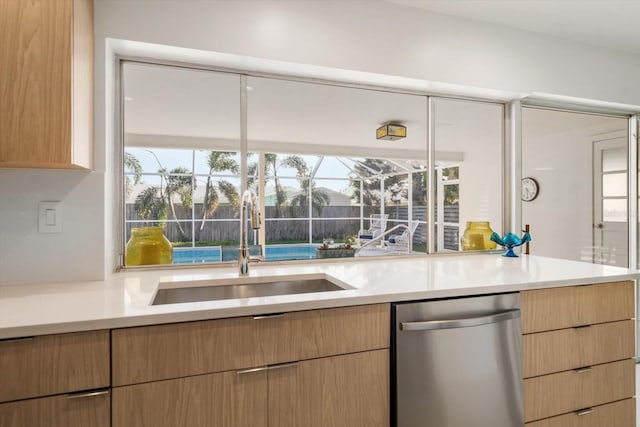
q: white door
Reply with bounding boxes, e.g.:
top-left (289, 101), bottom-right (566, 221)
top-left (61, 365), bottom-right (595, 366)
top-left (593, 137), bottom-right (628, 267)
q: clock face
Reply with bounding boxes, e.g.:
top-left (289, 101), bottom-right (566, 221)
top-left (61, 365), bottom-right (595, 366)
top-left (522, 177), bottom-right (539, 202)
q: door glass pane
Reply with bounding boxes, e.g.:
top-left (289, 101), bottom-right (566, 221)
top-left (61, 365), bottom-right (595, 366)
top-left (602, 173), bottom-right (627, 197)
top-left (603, 199), bottom-right (627, 222)
top-left (602, 147), bottom-right (627, 172)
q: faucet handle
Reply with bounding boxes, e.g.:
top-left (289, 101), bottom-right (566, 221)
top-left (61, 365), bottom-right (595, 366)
top-left (249, 245), bottom-right (264, 263)
top-left (250, 244), bottom-right (264, 262)
top-left (249, 254), bottom-right (265, 263)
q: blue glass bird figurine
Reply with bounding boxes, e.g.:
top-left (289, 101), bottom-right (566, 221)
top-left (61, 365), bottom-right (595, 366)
top-left (490, 232), bottom-right (531, 257)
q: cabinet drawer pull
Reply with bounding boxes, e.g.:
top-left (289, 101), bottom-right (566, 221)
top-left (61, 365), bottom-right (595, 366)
top-left (267, 362), bottom-right (298, 371)
top-left (0, 336), bottom-right (34, 343)
top-left (574, 366), bottom-right (592, 373)
top-left (236, 366), bottom-right (270, 375)
top-left (67, 389), bottom-right (110, 400)
top-left (236, 362), bottom-right (298, 375)
top-left (253, 313), bottom-right (285, 320)
top-left (576, 408), bottom-right (594, 416)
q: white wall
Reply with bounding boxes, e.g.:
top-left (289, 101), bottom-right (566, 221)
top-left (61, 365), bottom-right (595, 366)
top-left (3, 0), bottom-right (640, 284)
top-left (0, 170), bottom-right (104, 285)
top-left (91, 0), bottom-right (640, 111)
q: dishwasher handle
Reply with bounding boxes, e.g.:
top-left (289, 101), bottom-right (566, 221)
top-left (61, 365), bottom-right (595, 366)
top-left (400, 309), bottom-right (520, 331)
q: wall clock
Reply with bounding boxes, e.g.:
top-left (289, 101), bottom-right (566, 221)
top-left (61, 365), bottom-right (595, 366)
top-left (521, 177), bottom-right (539, 202)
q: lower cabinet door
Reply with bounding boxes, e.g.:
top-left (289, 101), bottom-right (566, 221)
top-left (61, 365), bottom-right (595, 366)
top-left (525, 398), bottom-right (635, 427)
top-left (0, 390), bottom-right (110, 427)
top-left (112, 369), bottom-right (267, 427)
top-left (268, 349), bottom-right (390, 427)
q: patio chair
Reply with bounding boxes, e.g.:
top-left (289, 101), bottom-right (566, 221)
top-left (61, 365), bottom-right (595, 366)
top-left (358, 214), bottom-right (389, 242)
top-left (386, 220), bottom-right (420, 252)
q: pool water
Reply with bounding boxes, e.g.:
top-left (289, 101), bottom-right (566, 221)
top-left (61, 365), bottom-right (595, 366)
top-left (172, 245), bottom-right (319, 264)
top-left (173, 248), bottom-right (222, 264)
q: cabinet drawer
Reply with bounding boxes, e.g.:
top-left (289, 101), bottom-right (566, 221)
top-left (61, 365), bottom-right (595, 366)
top-left (525, 398), bottom-right (635, 427)
top-left (112, 303), bottom-right (389, 386)
top-left (269, 349), bottom-right (389, 427)
top-left (524, 359), bottom-right (635, 422)
top-left (521, 281), bottom-right (633, 333)
top-left (0, 389), bottom-right (110, 427)
top-left (0, 330), bottom-right (110, 402)
top-left (112, 370), bottom-right (267, 427)
top-left (523, 320), bottom-right (634, 377)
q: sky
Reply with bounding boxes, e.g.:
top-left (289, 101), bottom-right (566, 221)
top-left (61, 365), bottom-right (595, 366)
top-left (125, 147), bottom-right (361, 193)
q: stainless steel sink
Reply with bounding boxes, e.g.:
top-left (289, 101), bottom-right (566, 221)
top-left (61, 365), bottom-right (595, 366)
top-left (152, 277), bottom-right (346, 305)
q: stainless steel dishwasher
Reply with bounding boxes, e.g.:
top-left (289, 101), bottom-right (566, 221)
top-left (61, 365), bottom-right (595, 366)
top-left (392, 293), bottom-right (522, 427)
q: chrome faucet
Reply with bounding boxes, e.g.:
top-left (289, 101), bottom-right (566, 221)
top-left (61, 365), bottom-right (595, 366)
top-left (239, 189), bottom-right (264, 276)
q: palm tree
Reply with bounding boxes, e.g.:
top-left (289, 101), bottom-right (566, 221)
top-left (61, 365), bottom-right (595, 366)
top-left (164, 167), bottom-right (193, 240)
top-left (263, 153), bottom-right (309, 218)
top-left (289, 178), bottom-right (330, 216)
top-left (124, 152), bottom-right (142, 197)
top-left (133, 166), bottom-right (195, 236)
top-left (199, 151), bottom-right (241, 231)
top-left (134, 186), bottom-right (167, 225)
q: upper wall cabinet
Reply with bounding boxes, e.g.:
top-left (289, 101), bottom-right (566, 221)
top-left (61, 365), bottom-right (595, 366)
top-left (0, 0), bottom-right (94, 169)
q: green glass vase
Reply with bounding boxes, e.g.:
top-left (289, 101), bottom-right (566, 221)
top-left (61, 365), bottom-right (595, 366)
top-left (461, 221), bottom-right (497, 251)
top-left (125, 227), bottom-right (173, 266)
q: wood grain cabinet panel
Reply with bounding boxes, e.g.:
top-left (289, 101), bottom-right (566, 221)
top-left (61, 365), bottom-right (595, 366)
top-left (0, 391), bottom-right (110, 427)
top-left (0, 330), bottom-right (110, 402)
top-left (524, 359), bottom-right (635, 422)
top-left (288, 303), bottom-right (390, 361)
top-left (521, 281), bottom-right (633, 334)
top-left (112, 303), bottom-right (389, 386)
top-left (268, 349), bottom-right (390, 427)
top-left (525, 398), bottom-right (635, 427)
top-left (0, 0), bottom-right (93, 169)
top-left (523, 320), bottom-right (635, 378)
top-left (112, 370), bottom-right (267, 427)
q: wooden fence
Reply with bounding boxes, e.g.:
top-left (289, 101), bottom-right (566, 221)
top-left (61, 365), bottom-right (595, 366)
top-left (125, 203), bottom-right (458, 248)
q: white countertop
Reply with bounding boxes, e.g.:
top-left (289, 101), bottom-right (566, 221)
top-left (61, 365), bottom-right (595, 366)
top-left (0, 254), bottom-right (638, 339)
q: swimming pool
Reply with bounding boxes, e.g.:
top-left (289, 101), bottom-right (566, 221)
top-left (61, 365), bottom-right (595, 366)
top-left (172, 244), bottom-right (319, 264)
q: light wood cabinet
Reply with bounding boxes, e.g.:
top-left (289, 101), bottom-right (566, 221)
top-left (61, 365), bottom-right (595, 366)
top-left (112, 303), bottom-right (390, 427)
top-left (523, 320), bottom-right (634, 377)
top-left (112, 303), bottom-right (389, 386)
top-left (525, 398), bottom-right (636, 427)
top-left (0, 0), bottom-right (93, 169)
top-left (521, 281), bottom-right (635, 426)
top-left (0, 330), bottom-right (110, 427)
top-left (0, 391), bottom-right (110, 427)
top-left (113, 350), bottom-right (389, 427)
top-left (112, 370), bottom-right (267, 427)
top-left (521, 281), bottom-right (633, 333)
top-left (524, 359), bottom-right (634, 422)
top-left (0, 330), bottom-right (110, 402)
top-left (268, 349), bottom-right (389, 427)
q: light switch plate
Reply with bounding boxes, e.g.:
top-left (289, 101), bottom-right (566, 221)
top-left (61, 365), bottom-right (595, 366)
top-left (38, 202), bottom-right (62, 233)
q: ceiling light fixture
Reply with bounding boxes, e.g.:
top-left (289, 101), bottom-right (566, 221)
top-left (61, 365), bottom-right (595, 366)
top-left (376, 123), bottom-right (406, 141)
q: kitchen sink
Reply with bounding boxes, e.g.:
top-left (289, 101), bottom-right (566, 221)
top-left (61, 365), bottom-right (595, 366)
top-left (151, 275), bottom-right (347, 305)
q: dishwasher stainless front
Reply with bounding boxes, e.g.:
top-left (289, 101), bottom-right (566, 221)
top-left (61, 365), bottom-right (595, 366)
top-left (393, 293), bottom-right (522, 427)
